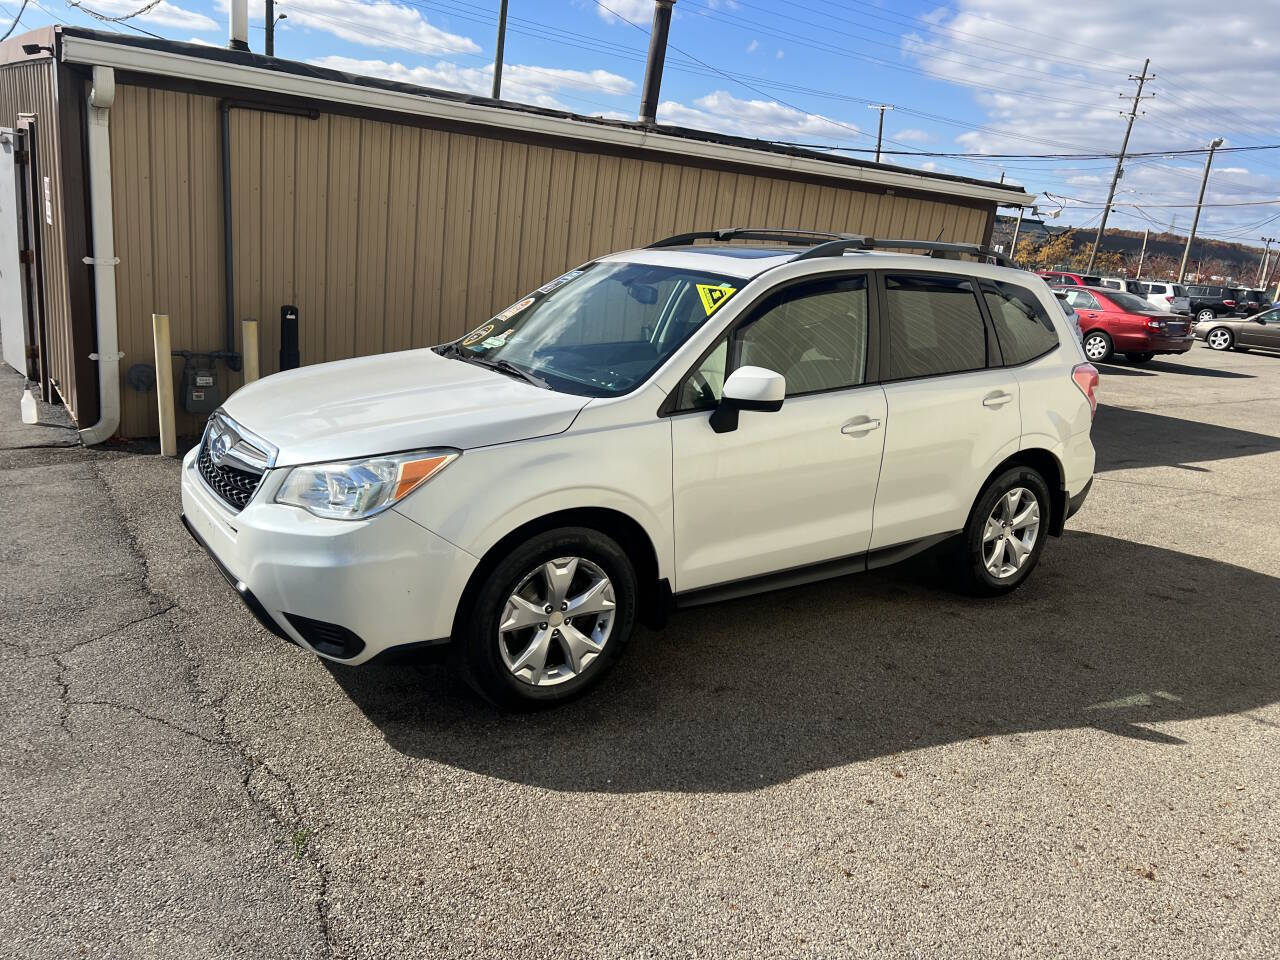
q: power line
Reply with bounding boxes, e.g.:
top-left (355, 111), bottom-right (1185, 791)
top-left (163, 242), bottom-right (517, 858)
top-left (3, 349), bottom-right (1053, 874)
top-left (1, 0), bottom-right (28, 40)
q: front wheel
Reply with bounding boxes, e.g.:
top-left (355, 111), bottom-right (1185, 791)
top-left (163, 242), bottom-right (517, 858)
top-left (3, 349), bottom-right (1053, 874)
top-left (1206, 327), bottom-right (1233, 351)
top-left (951, 466), bottom-right (1051, 596)
top-left (1082, 330), bottom-right (1112, 363)
top-left (454, 527), bottom-right (637, 709)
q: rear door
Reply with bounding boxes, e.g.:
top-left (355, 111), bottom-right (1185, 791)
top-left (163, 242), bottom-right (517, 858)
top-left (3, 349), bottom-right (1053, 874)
top-left (870, 271), bottom-right (1020, 550)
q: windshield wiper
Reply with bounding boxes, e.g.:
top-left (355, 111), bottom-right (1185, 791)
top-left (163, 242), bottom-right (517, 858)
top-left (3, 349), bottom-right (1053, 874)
top-left (468, 356), bottom-right (550, 389)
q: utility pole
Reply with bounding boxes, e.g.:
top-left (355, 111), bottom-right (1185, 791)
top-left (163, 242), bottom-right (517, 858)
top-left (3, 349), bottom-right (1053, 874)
top-left (265, 0), bottom-right (274, 55)
top-left (1179, 137), bottom-right (1224, 282)
top-left (1257, 236), bottom-right (1276, 286)
top-left (1008, 206), bottom-right (1026, 264)
top-left (867, 104), bottom-right (893, 163)
top-left (1087, 60), bottom-right (1153, 273)
top-left (491, 0), bottom-right (509, 99)
top-left (1135, 228), bottom-right (1149, 279)
top-left (639, 1), bottom-right (675, 124)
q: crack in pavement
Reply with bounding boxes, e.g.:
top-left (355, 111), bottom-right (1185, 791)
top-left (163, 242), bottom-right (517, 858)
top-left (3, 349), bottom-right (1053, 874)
top-left (83, 458), bottom-right (339, 959)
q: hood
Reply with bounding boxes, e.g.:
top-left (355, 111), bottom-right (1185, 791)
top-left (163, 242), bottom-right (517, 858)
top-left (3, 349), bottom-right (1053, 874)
top-left (222, 349), bottom-right (589, 466)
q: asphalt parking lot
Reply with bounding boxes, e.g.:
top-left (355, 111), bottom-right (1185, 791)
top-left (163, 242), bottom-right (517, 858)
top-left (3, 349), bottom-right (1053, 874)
top-left (2, 343), bottom-right (1278, 959)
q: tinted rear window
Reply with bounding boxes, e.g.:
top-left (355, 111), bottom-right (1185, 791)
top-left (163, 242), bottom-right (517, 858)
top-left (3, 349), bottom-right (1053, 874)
top-left (885, 274), bottom-right (989, 380)
top-left (982, 281), bottom-right (1059, 365)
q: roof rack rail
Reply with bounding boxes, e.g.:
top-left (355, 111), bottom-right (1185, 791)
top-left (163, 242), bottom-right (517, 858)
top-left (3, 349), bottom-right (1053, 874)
top-left (793, 237), bottom-right (1012, 267)
top-left (647, 227), bottom-right (861, 248)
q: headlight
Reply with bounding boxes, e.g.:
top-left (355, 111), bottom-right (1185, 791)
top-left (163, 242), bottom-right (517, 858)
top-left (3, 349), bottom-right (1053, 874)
top-left (275, 449), bottom-right (458, 520)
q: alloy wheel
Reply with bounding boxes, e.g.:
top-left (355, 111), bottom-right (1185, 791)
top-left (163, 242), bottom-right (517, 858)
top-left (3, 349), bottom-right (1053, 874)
top-left (1207, 329), bottom-right (1231, 350)
top-left (982, 487), bottom-right (1041, 580)
top-left (498, 556), bottom-right (616, 686)
top-left (1197, 310), bottom-right (1215, 323)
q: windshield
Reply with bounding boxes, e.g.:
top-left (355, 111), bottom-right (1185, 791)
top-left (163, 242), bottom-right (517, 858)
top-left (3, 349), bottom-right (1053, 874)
top-left (443, 262), bottom-right (741, 396)
top-left (1107, 291), bottom-right (1156, 312)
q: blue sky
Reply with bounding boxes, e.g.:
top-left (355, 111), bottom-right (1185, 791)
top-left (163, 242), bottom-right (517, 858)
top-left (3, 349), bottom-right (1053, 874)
top-left (7, 0), bottom-right (1280, 248)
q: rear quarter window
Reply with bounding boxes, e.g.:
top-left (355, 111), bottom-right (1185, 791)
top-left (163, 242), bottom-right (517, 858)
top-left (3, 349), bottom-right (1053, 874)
top-left (981, 281), bottom-right (1060, 365)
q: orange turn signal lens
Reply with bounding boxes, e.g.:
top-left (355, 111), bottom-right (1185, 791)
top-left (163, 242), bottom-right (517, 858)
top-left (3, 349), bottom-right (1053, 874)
top-left (393, 454), bottom-right (456, 500)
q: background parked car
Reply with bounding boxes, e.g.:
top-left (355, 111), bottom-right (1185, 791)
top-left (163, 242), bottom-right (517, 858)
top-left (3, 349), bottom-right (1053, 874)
top-left (1186, 285), bottom-right (1239, 323)
top-left (1060, 286), bottom-right (1194, 363)
top-left (1195, 306), bottom-right (1280, 353)
top-left (1098, 277), bottom-right (1146, 295)
top-left (1233, 288), bottom-right (1269, 316)
top-left (1140, 281), bottom-right (1191, 315)
top-left (1038, 270), bottom-right (1103, 286)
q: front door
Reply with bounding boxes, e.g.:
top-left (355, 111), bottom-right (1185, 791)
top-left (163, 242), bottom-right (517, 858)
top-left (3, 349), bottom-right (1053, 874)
top-left (670, 274), bottom-right (887, 592)
top-left (1242, 308), bottom-right (1280, 348)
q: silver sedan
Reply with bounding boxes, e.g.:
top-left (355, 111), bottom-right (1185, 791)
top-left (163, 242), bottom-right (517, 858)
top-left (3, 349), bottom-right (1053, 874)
top-left (1195, 306), bottom-right (1280, 353)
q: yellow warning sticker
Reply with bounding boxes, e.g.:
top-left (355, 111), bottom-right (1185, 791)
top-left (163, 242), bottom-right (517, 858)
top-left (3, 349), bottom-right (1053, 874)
top-left (697, 283), bottom-right (737, 317)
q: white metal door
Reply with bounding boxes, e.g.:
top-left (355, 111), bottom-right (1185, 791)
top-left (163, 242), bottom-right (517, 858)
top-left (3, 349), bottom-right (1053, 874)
top-left (871, 369), bottom-right (1021, 550)
top-left (0, 129), bottom-right (29, 375)
top-left (670, 384), bottom-right (888, 592)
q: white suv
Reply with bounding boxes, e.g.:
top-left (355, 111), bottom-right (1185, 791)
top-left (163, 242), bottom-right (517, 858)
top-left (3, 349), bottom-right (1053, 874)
top-left (181, 229), bottom-right (1097, 708)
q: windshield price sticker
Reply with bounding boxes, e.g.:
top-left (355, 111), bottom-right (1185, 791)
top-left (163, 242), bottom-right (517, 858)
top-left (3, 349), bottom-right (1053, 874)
top-left (697, 283), bottom-right (737, 317)
top-left (537, 270), bottom-right (583, 295)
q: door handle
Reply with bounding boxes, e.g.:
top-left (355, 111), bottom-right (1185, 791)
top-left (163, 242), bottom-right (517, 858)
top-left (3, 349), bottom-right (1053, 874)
top-left (1084, 312), bottom-right (1099, 318)
top-left (982, 391), bottom-right (1014, 408)
top-left (841, 416), bottom-right (881, 435)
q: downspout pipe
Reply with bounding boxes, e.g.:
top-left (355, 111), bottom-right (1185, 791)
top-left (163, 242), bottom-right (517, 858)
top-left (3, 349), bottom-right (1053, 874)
top-left (79, 65), bottom-right (121, 446)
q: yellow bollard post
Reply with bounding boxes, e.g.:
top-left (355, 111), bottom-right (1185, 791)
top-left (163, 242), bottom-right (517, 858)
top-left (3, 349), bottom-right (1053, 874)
top-left (152, 313), bottom-right (176, 457)
top-left (242, 318), bottom-right (260, 384)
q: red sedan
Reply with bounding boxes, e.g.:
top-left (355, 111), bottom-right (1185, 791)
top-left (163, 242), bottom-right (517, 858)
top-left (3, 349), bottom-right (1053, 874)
top-left (1058, 286), bottom-right (1194, 364)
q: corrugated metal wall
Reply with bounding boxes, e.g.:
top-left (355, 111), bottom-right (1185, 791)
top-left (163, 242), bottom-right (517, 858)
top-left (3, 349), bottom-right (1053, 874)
top-left (0, 58), bottom-right (80, 416)
top-left (109, 83), bottom-right (993, 438)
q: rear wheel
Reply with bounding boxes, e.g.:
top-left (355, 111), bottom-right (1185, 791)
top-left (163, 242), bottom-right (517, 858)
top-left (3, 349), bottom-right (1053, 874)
top-left (1126, 352), bottom-right (1155, 363)
top-left (1206, 327), bottom-right (1233, 351)
top-left (454, 527), bottom-right (637, 709)
top-left (1082, 331), bottom-right (1112, 363)
top-left (1196, 308), bottom-right (1216, 323)
top-left (952, 466), bottom-right (1051, 596)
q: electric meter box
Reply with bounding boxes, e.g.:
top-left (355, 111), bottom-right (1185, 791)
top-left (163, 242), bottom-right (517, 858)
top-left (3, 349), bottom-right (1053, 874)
top-left (182, 363), bottom-right (221, 415)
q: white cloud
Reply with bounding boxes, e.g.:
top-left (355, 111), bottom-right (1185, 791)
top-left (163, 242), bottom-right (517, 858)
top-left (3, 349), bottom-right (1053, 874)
top-left (79, 0), bottom-right (217, 31)
top-left (901, 0), bottom-right (1280, 238)
top-left (216, 0), bottom-right (479, 55)
top-left (310, 56), bottom-right (633, 110)
top-left (893, 128), bottom-right (934, 144)
top-left (746, 39), bottom-right (759, 54)
top-left (657, 90), bottom-right (859, 143)
top-left (594, 0), bottom-right (653, 24)
top-left (775, 49), bottom-right (784, 59)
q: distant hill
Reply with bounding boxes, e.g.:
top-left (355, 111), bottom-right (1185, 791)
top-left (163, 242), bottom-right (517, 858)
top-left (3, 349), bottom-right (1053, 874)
top-left (993, 217), bottom-right (1271, 284)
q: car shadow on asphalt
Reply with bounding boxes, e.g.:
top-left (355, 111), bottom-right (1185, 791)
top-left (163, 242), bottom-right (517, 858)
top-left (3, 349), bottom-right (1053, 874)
top-left (1097, 359), bottom-right (1254, 379)
top-left (327, 531), bottom-right (1280, 794)
top-left (1092, 405), bottom-right (1280, 473)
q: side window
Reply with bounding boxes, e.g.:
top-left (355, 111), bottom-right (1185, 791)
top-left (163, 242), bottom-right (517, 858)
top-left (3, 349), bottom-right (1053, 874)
top-left (982, 281), bottom-right (1060, 366)
top-left (1063, 289), bottom-right (1100, 311)
top-left (884, 273), bottom-right (988, 380)
top-left (675, 338), bottom-right (728, 410)
top-left (1100, 279), bottom-right (1120, 289)
top-left (733, 276), bottom-right (869, 396)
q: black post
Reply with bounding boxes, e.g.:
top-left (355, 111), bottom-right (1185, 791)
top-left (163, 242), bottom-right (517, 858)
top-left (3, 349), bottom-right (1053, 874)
top-left (280, 305), bottom-right (300, 371)
top-left (265, 0), bottom-right (274, 56)
top-left (491, 0), bottom-right (508, 99)
top-left (639, 0), bottom-right (675, 125)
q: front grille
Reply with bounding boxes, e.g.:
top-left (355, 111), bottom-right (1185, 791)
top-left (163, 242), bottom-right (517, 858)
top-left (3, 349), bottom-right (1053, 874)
top-left (197, 440), bottom-right (263, 511)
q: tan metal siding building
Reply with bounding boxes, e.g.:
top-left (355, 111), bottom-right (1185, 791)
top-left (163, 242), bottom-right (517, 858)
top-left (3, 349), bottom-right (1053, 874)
top-left (2, 27), bottom-right (1032, 440)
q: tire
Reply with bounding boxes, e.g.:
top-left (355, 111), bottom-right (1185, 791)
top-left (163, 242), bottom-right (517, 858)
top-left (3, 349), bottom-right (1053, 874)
top-left (1206, 327), bottom-right (1233, 351)
top-left (1196, 308), bottom-right (1216, 323)
top-left (453, 527), bottom-right (637, 710)
top-left (951, 466), bottom-right (1052, 597)
top-left (1082, 330), bottom-right (1112, 363)
top-left (1126, 352), bottom-right (1155, 363)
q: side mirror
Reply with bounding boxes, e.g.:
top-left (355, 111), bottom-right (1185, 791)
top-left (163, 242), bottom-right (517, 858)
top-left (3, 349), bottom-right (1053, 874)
top-left (709, 365), bottom-right (785, 434)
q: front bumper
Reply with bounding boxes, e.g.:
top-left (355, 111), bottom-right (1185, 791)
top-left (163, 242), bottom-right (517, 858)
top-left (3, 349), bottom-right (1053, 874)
top-left (180, 447), bottom-right (477, 664)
